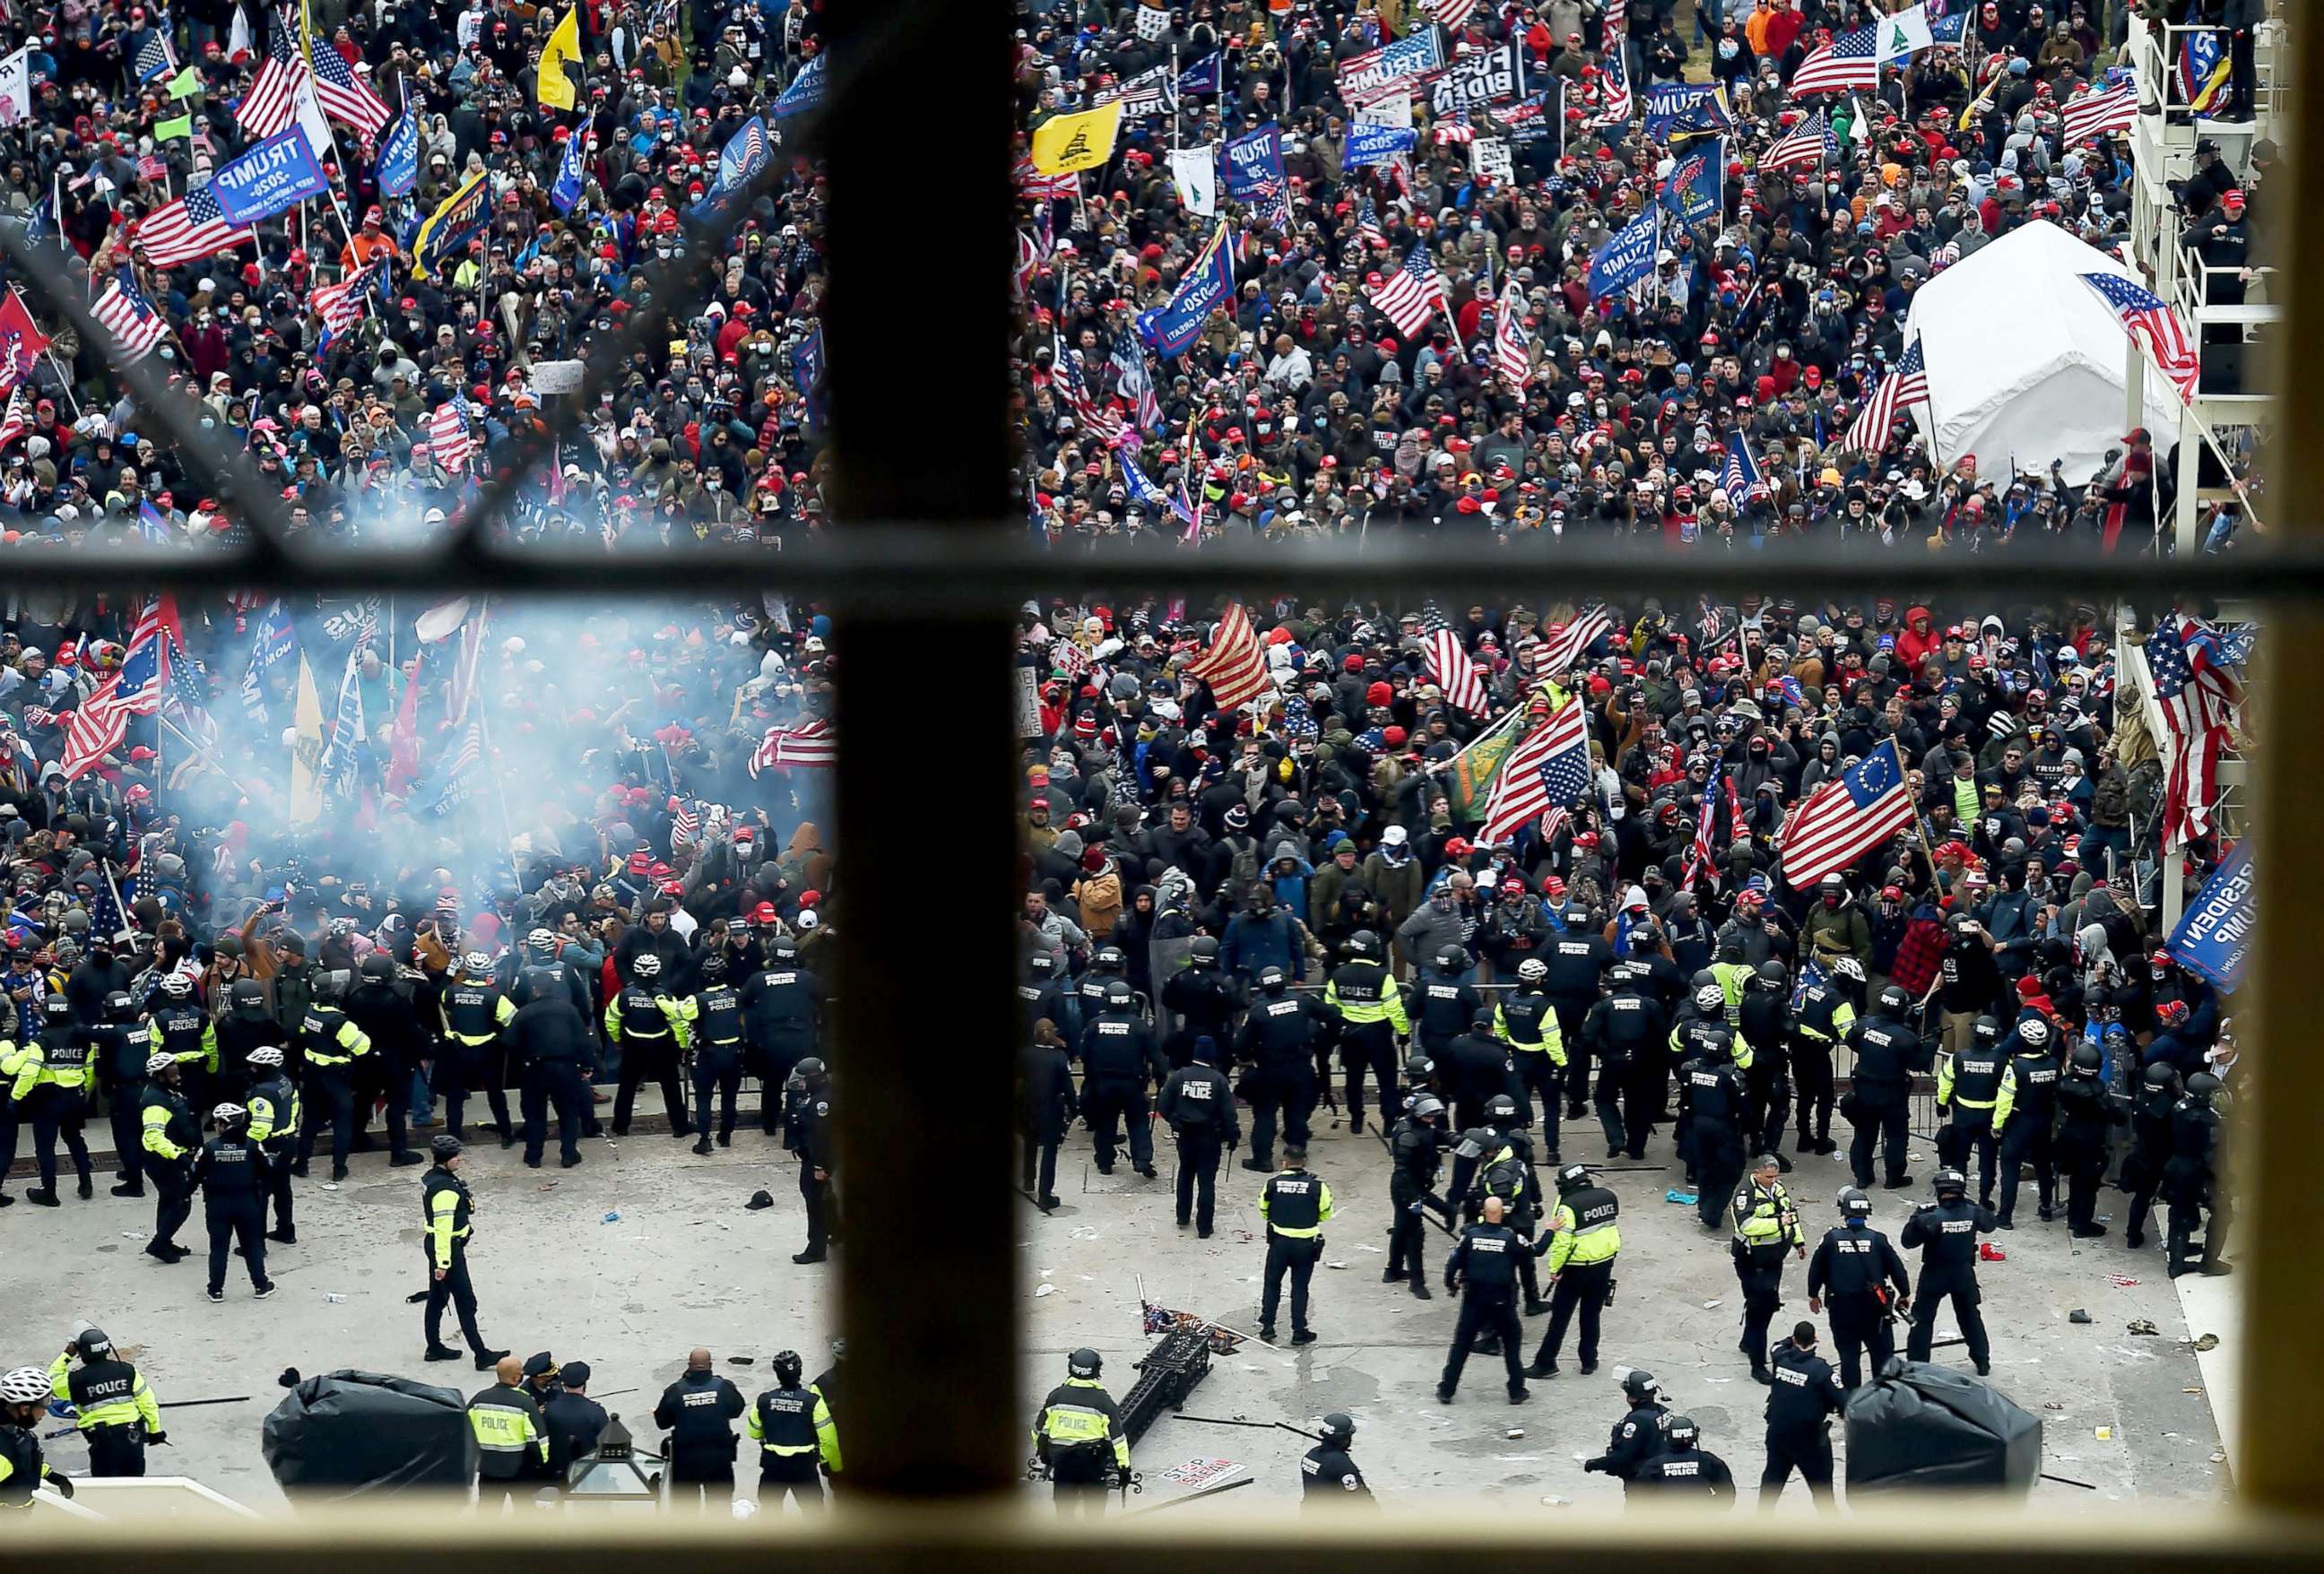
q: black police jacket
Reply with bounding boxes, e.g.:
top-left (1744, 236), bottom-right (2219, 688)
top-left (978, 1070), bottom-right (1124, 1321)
top-left (1157, 1063), bottom-right (1240, 1141)
top-left (1444, 1223), bottom-right (1522, 1295)
top-left (188, 1134), bottom-right (271, 1207)
top-left (1765, 1340), bottom-right (1844, 1428)
top-left (1017, 1042), bottom-right (1076, 1140)
top-left (1583, 989), bottom-right (1662, 1066)
top-left (1807, 1221), bottom-right (1909, 1302)
top-left (509, 998), bottom-right (594, 1068)
top-left (1299, 1444), bottom-right (1373, 1503)
top-left (1902, 1196), bottom-right (1998, 1285)
top-left (1080, 1010), bottom-right (1165, 1086)
top-left (654, 1372), bottom-right (746, 1459)
top-left (1847, 1016), bottom-right (1923, 1103)
top-left (1628, 1446), bottom-right (1736, 1500)
top-left (1585, 1401), bottom-right (1669, 1479)
top-left (1237, 990), bottom-right (1326, 1073)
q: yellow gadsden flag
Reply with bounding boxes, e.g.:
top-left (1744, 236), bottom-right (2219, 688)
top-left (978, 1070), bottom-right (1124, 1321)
top-left (1029, 101), bottom-right (1123, 176)
top-left (538, 5), bottom-right (581, 110)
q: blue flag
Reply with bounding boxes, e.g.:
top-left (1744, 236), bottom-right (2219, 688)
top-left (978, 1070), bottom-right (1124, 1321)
top-left (1657, 137), bottom-right (1722, 226)
top-left (551, 125), bottom-right (588, 214)
top-left (1720, 432), bottom-right (1766, 509)
top-left (792, 326), bottom-right (824, 432)
top-left (1642, 81), bottom-right (1721, 140)
top-left (1222, 122), bottom-right (1288, 228)
top-left (212, 127), bottom-right (331, 225)
top-left (416, 717), bottom-right (483, 817)
top-left (1121, 450), bottom-right (1195, 525)
top-left (718, 113), bottom-right (772, 192)
top-left (1175, 52), bottom-right (1222, 95)
top-left (2168, 841), bottom-right (2251, 992)
top-left (1342, 120), bottom-right (1417, 170)
top-left (774, 54), bottom-right (826, 118)
top-left (1136, 221), bottom-right (1236, 359)
top-left (1587, 209), bottom-right (1659, 298)
top-left (137, 500), bottom-right (172, 546)
top-left (377, 103), bottom-right (420, 199)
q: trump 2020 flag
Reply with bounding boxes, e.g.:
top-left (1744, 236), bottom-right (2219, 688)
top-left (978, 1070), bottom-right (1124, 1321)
top-left (1137, 220), bottom-right (1235, 359)
top-left (775, 53), bottom-right (827, 119)
top-left (551, 125), bottom-right (588, 213)
top-left (1343, 120), bottom-right (1418, 170)
top-left (1588, 208), bottom-right (1659, 299)
top-left (377, 101), bottom-right (420, 199)
top-left (1222, 122), bottom-right (1288, 229)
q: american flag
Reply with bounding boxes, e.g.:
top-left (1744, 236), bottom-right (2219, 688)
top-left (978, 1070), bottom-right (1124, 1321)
top-left (1763, 108), bottom-right (1833, 171)
top-left (1775, 736), bottom-right (1916, 887)
top-left (429, 389), bottom-right (473, 471)
top-left (0, 386), bottom-right (30, 449)
top-left (1680, 751), bottom-right (1741, 889)
top-left (1842, 340), bottom-right (1928, 454)
top-left (1599, 0), bottom-right (1635, 123)
top-left (308, 32), bottom-right (390, 134)
top-left (239, 21), bottom-right (304, 139)
top-left (1106, 63), bottom-right (1175, 117)
top-left (1428, 0), bottom-right (1479, 33)
top-left (1719, 431), bottom-right (1768, 508)
top-left (1493, 295), bottom-right (1531, 389)
top-left (1356, 195), bottom-right (1386, 248)
top-left (1110, 329), bottom-right (1161, 433)
top-left (91, 271), bottom-right (169, 362)
top-left (136, 152), bottom-right (169, 183)
top-left (1185, 602), bottom-right (1272, 710)
top-left (1534, 607), bottom-right (1614, 679)
top-left (2079, 272), bottom-right (2199, 402)
top-left (314, 259), bottom-right (382, 346)
top-left (1481, 695), bottom-right (1591, 845)
top-left (1432, 112), bottom-right (1477, 147)
top-left (2060, 79), bottom-right (2137, 145)
top-left (1421, 604), bottom-right (1487, 714)
top-left (61, 598), bottom-right (176, 779)
top-left (2144, 616), bottom-right (2243, 846)
top-left (1365, 245), bottom-right (1447, 336)
top-left (1055, 345), bottom-right (1125, 443)
top-left (134, 186), bottom-right (256, 267)
top-left (1791, 22), bottom-right (1881, 96)
top-left (672, 800), bottom-right (702, 845)
top-left (749, 716), bottom-right (837, 775)
top-left (1015, 155), bottom-right (1080, 202)
top-left (162, 631), bottom-right (218, 748)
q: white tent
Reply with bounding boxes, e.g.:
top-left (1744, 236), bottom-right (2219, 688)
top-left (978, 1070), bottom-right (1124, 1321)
top-left (1904, 220), bottom-right (2181, 485)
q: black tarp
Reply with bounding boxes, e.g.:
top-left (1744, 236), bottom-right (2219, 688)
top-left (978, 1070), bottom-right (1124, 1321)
top-left (1844, 1358), bottom-right (2043, 1495)
top-left (262, 1370), bottom-right (479, 1497)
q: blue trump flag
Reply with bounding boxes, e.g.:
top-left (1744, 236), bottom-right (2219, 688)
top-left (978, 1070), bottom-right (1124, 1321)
top-left (719, 113), bottom-right (773, 191)
top-left (551, 125), bottom-right (588, 214)
top-left (212, 127), bottom-right (330, 225)
top-left (1342, 120), bottom-right (1417, 170)
top-left (1137, 221), bottom-right (1235, 359)
top-left (1720, 431), bottom-right (1766, 508)
top-left (377, 102), bottom-right (420, 199)
top-left (1222, 122), bottom-right (1287, 228)
top-left (1175, 51), bottom-right (1222, 95)
top-left (1587, 209), bottom-right (1659, 298)
top-left (1657, 136), bottom-right (1722, 226)
top-left (793, 325), bottom-right (825, 432)
top-left (1121, 449), bottom-right (1195, 525)
top-left (775, 53), bottom-right (826, 118)
top-left (2169, 841), bottom-right (2252, 992)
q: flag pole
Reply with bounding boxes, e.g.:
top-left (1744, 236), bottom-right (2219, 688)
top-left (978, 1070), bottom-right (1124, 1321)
top-left (155, 711), bottom-right (259, 800)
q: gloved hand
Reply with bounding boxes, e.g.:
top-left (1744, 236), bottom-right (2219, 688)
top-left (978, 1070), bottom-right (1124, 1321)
top-left (147, 1431), bottom-right (169, 1447)
top-left (48, 1473), bottom-right (74, 1499)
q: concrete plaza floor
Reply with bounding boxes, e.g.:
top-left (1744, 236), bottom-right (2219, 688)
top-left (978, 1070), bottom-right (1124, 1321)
top-left (6, 1106), bottom-right (2233, 1517)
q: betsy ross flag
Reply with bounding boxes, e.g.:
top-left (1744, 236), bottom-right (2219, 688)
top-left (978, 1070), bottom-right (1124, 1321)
top-left (1775, 736), bottom-right (1915, 887)
top-left (308, 31), bottom-right (390, 133)
top-left (1791, 21), bottom-right (1880, 95)
top-left (1763, 108), bottom-right (1833, 171)
top-left (2079, 272), bottom-right (2199, 402)
top-left (239, 22), bottom-right (306, 138)
top-left (1534, 606), bottom-right (1614, 678)
top-left (91, 270), bottom-right (169, 362)
top-left (749, 715), bottom-right (837, 775)
top-left (1185, 602), bottom-right (1271, 709)
top-left (134, 186), bottom-right (255, 266)
top-left (1843, 340), bottom-right (1928, 453)
top-left (1481, 695), bottom-right (1591, 845)
top-left (428, 389), bottom-right (473, 471)
top-left (2144, 616), bottom-right (2243, 846)
top-left (2061, 79), bottom-right (2137, 145)
top-left (1421, 604), bottom-right (1487, 714)
top-left (1365, 245), bottom-right (1447, 336)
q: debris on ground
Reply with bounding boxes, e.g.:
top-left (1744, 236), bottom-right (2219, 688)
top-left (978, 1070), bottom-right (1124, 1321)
top-left (2127, 1319), bottom-right (2160, 1336)
top-left (2069, 1310), bottom-right (2093, 1324)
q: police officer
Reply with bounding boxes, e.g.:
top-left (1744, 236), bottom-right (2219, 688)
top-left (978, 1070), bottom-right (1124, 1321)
top-left (421, 1135), bottom-right (507, 1368)
top-left (1032, 1349), bottom-right (1131, 1518)
top-left (1792, 958), bottom-right (1860, 1157)
top-left (1258, 1146), bottom-right (1332, 1343)
top-left (1495, 958), bottom-right (1568, 1155)
top-left (189, 1103), bottom-right (276, 1302)
top-left (1299, 1412), bottom-right (1373, 1509)
top-left (508, 961), bottom-right (594, 1170)
top-left (1536, 920), bottom-right (1610, 1119)
top-left (1935, 1016), bottom-right (2014, 1208)
top-left (1902, 1168), bottom-right (1999, 1374)
top-left (2164, 1071), bottom-right (2231, 1277)
top-left (1019, 952), bottom-right (1076, 1051)
top-left (1017, 1019), bottom-right (1076, 1211)
top-left (2056, 1042), bottom-right (2122, 1239)
top-left (1323, 930), bottom-right (1409, 1134)
top-left (1738, 961), bottom-right (1792, 1165)
top-left (244, 1047), bottom-right (301, 1243)
top-left (146, 972), bottom-right (217, 1111)
top-left (1675, 986), bottom-right (1749, 1227)
top-left (1995, 1015), bottom-right (2061, 1229)
top-left (470, 1353), bottom-right (551, 1511)
top-left (784, 1057), bottom-right (837, 1263)
top-left (1158, 1034), bottom-right (1239, 1238)
top-left (1466, 1099), bottom-right (1546, 1315)
top-left (1234, 964), bottom-right (1327, 1172)
top-left (1442, 1014), bottom-right (1523, 1137)
top-left (1580, 958), bottom-right (1665, 1159)
top-left (1845, 986), bottom-right (1926, 1190)
top-left (88, 991), bottom-right (148, 1198)
top-left (214, 979), bottom-right (288, 1113)
top-left (542, 1360), bottom-right (609, 1482)
top-left (9, 995), bottom-right (94, 1202)
top-left (655, 1348), bottom-right (748, 1513)
top-left (1626, 1414), bottom-right (1735, 1504)
top-left (1730, 1155), bottom-right (1805, 1382)
top-left (139, 1055), bottom-right (199, 1264)
top-left (1160, 936), bottom-right (1242, 1070)
top-left (46, 1328), bottom-right (163, 1477)
top-left (1438, 1194), bottom-right (1531, 1406)
top-left (741, 936), bottom-right (824, 1133)
top-left (1527, 1162), bottom-right (1621, 1378)
top-left (1078, 979), bottom-right (1165, 1177)
top-left (1406, 946), bottom-right (1482, 1062)
top-left (1807, 1187), bottom-right (1912, 1389)
top-left (606, 952), bottom-right (693, 1139)
top-left (1384, 1093), bottom-right (1448, 1299)
top-left (294, 970), bottom-right (372, 1181)
top-left (1759, 1322), bottom-right (1843, 1509)
top-left (687, 954), bottom-right (749, 1153)
top-left (343, 955), bottom-right (429, 1167)
top-left (0, 1023), bottom-right (26, 1209)
top-left (0, 1366), bottom-right (74, 1505)
top-left (749, 1349), bottom-right (839, 1512)
top-left (1583, 1369), bottom-right (1670, 1492)
top-left (2123, 1059), bottom-right (2182, 1250)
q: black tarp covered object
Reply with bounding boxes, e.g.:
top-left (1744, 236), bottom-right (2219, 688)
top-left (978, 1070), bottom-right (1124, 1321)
top-left (262, 1369), bottom-right (479, 1496)
top-left (1843, 1357), bottom-right (2043, 1495)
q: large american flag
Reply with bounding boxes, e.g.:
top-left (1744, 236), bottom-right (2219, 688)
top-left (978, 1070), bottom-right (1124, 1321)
top-left (1843, 340), bottom-right (1928, 454)
top-left (1680, 751), bottom-right (1742, 889)
top-left (2061, 80), bottom-right (2137, 146)
top-left (308, 33), bottom-right (390, 134)
top-left (2080, 272), bottom-right (2199, 402)
top-left (428, 390), bottom-right (473, 471)
top-left (1492, 296), bottom-right (1531, 390)
top-left (1599, 0), bottom-right (1635, 124)
top-left (134, 186), bottom-right (256, 267)
top-left (92, 271), bottom-right (169, 362)
top-left (1055, 345), bottom-right (1125, 443)
top-left (1110, 328), bottom-right (1161, 433)
top-left (1421, 604), bottom-right (1487, 714)
top-left (1481, 695), bottom-right (1591, 845)
top-left (0, 386), bottom-right (30, 449)
top-left (748, 715), bottom-right (837, 774)
top-left (1428, 0), bottom-right (1479, 33)
top-left (2144, 616), bottom-right (2242, 846)
top-left (1533, 606), bottom-right (1614, 679)
top-left (239, 22), bottom-right (305, 139)
top-left (1791, 21), bottom-right (1880, 96)
top-left (1775, 736), bottom-right (1915, 887)
top-left (1365, 245), bottom-right (1447, 336)
top-left (61, 598), bottom-right (176, 779)
top-left (1763, 108), bottom-right (1834, 172)
top-left (1015, 155), bottom-right (1080, 202)
top-left (313, 259), bottom-right (381, 344)
top-left (1185, 602), bottom-right (1271, 710)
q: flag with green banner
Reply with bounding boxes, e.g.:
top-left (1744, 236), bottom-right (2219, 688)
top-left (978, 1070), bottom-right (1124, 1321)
top-left (1447, 729), bottom-right (1514, 823)
top-left (155, 113), bottom-right (194, 141)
